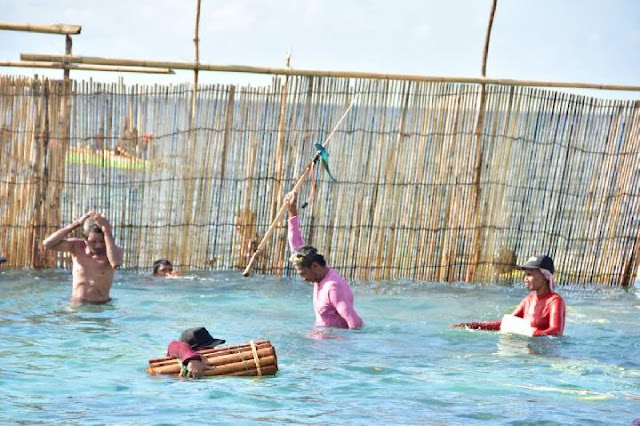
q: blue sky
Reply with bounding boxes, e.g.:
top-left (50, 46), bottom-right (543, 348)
top-left (1, 0), bottom-right (639, 99)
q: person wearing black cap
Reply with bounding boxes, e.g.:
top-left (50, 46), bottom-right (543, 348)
top-left (166, 327), bottom-right (225, 378)
top-left (450, 255), bottom-right (566, 337)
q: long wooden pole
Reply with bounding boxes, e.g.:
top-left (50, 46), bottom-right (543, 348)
top-left (242, 96), bottom-right (358, 277)
top-left (20, 53), bottom-right (640, 92)
top-left (467, 0), bottom-right (498, 282)
top-left (0, 61), bottom-right (175, 74)
top-left (0, 22), bottom-right (81, 35)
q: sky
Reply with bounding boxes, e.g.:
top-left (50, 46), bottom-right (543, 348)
top-left (1, 0), bottom-right (639, 99)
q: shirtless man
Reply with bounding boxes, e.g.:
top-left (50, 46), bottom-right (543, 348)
top-left (43, 211), bottom-right (123, 304)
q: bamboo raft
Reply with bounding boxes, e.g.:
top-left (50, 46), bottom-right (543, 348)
top-left (147, 340), bottom-right (278, 377)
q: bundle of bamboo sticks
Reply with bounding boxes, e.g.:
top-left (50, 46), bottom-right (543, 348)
top-left (147, 340), bottom-right (278, 377)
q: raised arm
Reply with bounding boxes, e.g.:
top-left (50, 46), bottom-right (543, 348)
top-left (42, 212), bottom-right (93, 253)
top-left (450, 320), bottom-right (502, 331)
top-left (284, 191), bottom-right (305, 251)
top-left (93, 213), bottom-right (123, 268)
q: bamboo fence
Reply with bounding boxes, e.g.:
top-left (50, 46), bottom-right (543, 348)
top-left (1, 74), bottom-right (639, 286)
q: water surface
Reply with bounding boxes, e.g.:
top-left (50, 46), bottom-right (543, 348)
top-left (1, 269), bottom-right (638, 425)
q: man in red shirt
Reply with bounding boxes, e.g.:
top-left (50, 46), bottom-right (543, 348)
top-left (451, 255), bottom-right (566, 337)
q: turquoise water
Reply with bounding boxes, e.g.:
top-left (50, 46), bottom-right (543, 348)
top-left (1, 269), bottom-right (638, 425)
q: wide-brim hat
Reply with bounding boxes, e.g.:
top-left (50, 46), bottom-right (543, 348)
top-left (179, 327), bottom-right (225, 348)
top-left (518, 255), bottom-right (554, 275)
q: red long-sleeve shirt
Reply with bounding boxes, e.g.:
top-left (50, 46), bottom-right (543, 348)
top-left (463, 291), bottom-right (566, 336)
top-left (167, 341), bottom-right (202, 363)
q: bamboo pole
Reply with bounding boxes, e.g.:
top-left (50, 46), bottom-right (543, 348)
top-left (466, 0), bottom-right (498, 282)
top-left (20, 53), bottom-right (640, 92)
top-left (242, 96), bottom-right (358, 276)
top-left (0, 61), bottom-right (175, 74)
top-left (0, 22), bottom-right (81, 35)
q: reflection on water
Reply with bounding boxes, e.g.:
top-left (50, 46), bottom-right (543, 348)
top-left (495, 334), bottom-right (564, 357)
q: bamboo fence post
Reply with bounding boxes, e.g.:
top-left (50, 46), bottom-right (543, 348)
top-left (467, 0), bottom-right (498, 282)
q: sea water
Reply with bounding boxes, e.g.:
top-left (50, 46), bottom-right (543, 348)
top-left (0, 269), bottom-right (638, 425)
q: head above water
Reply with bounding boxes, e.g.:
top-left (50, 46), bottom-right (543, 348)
top-left (82, 218), bottom-right (106, 255)
top-left (518, 255), bottom-right (554, 275)
top-left (82, 217), bottom-right (102, 238)
top-left (518, 254), bottom-right (556, 293)
top-left (289, 245), bottom-right (326, 268)
top-left (153, 259), bottom-right (173, 276)
top-left (289, 246), bottom-right (329, 283)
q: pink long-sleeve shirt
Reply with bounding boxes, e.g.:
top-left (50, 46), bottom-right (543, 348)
top-left (288, 215), bottom-right (363, 329)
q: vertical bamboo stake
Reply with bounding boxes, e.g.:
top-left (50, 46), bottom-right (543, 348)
top-left (467, 0), bottom-right (498, 282)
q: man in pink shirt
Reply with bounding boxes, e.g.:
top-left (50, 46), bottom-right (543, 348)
top-left (284, 191), bottom-right (363, 329)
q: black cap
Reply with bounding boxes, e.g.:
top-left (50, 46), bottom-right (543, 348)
top-left (518, 255), bottom-right (554, 274)
top-left (179, 327), bottom-right (225, 348)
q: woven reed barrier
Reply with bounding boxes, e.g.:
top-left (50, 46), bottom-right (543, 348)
top-left (1, 75), bottom-right (639, 286)
top-left (147, 340), bottom-right (278, 377)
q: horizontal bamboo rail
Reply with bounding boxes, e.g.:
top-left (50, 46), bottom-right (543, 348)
top-left (20, 53), bottom-right (640, 92)
top-left (0, 61), bottom-right (175, 74)
top-left (0, 22), bottom-right (81, 35)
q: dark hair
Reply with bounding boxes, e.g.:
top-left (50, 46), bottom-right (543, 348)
top-left (153, 259), bottom-right (173, 275)
top-left (82, 218), bottom-right (102, 238)
top-left (289, 245), bottom-right (326, 268)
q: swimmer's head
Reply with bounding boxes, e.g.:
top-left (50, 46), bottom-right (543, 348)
top-left (153, 259), bottom-right (174, 276)
top-left (83, 218), bottom-right (105, 255)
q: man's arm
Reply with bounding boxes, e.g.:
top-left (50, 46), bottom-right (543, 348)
top-left (450, 320), bottom-right (502, 331)
top-left (42, 212), bottom-right (93, 253)
top-left (167, 341), bottom-right (210, 378)
top-left (94, 214), bottom-right (123, 268)
top-left (284, 191), bottom-right (305, 251)
top-left (328, 283), bottom-right (363, 329)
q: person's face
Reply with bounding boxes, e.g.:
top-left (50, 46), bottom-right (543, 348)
top-left (294, 263), bottom-right (324, 284)
top-left (523, 268), bottom-right (548, 293)
top-left (156, 264), bottom-right (174, 277)
top-left (234, 215), bottom-right (243, 233)
top-left (86, 232), bottom-right (106, 255)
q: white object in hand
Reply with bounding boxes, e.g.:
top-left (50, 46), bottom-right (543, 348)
top-left (499, 314), bottom-right (534, 337)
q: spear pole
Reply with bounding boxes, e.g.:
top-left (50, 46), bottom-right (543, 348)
top-left (242, 96), bottom-right (358, 277)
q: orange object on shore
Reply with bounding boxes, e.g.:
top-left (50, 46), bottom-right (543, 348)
top-left (147, 340), bottom-right (278, 377)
